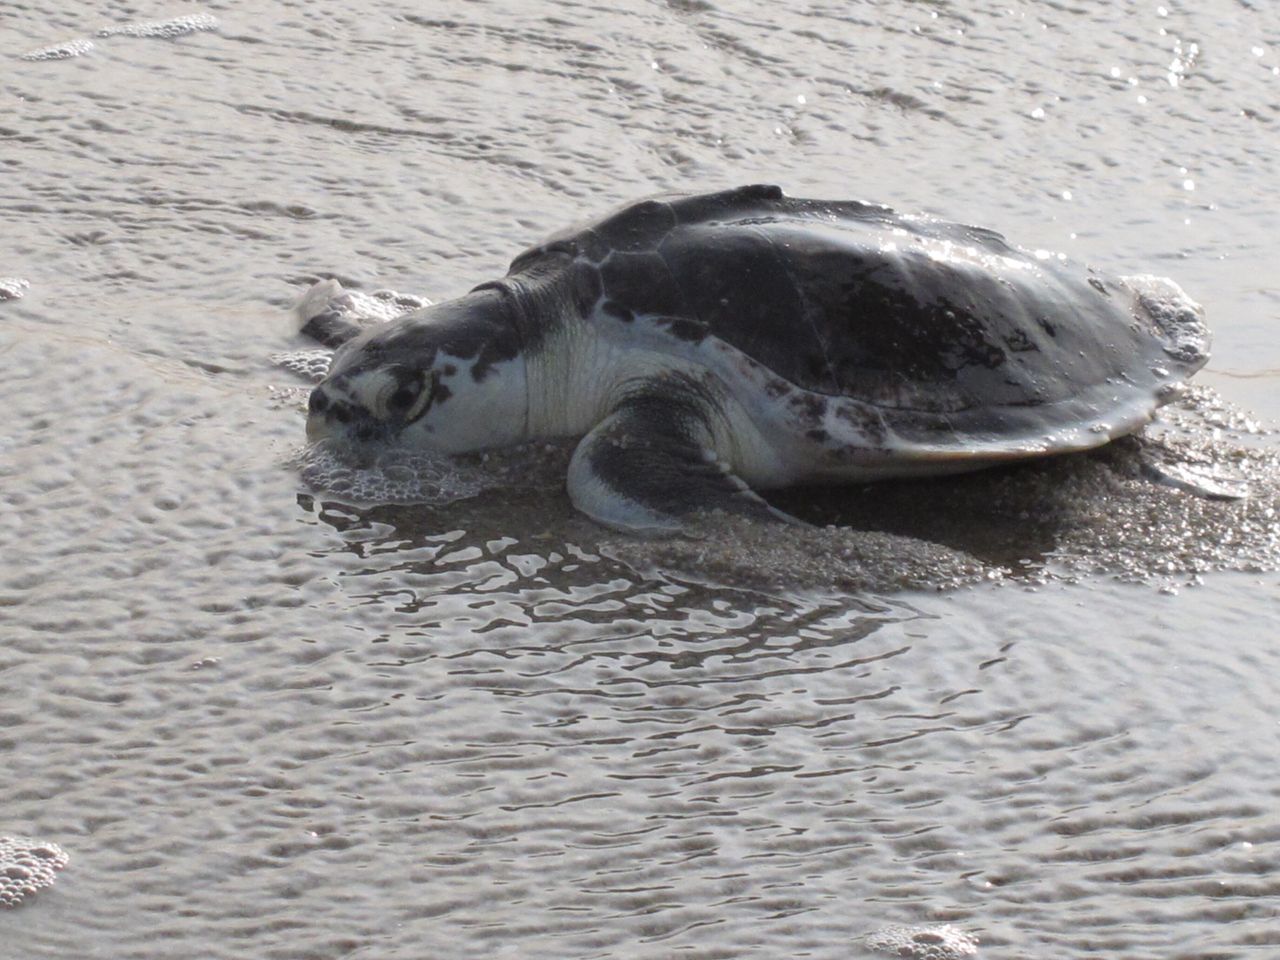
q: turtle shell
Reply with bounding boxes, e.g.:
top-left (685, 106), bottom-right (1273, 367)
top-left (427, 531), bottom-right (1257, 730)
top-left (508, 185), bottom-right (1209, 455)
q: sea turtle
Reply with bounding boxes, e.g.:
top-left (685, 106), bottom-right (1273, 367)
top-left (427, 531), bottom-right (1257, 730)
top-left (300, 184), bottom-right (1211, 533)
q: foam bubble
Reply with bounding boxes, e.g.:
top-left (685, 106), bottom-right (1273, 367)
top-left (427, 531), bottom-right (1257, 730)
top-left (0, 278), bottom-right (30, 301)
top-left (97, 14), bottom-right (219, 40)
top-left (863, 924), bottom-right (979, 959)
top-left (0, 836), bottom-right (70, 908)
top-left (270, 349), bottom-right (332, 384)
top-left (20, 39), bottom-right (93, 61)
top-left (314, 285), bottom-right (430, 326)
top-left (273, 283), bottom-right (429, 384)
top-left (295, 440), bottom-right (489, 507)
top-left (22, 11), bottom-right (217, 63)
top-left (1122, 273), bottom-right (1209, 365)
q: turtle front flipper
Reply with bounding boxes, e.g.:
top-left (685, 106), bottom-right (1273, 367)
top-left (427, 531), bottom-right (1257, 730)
top-left (567, 382), bottom-right (800, 535)
top-left (294, 279), bottom-right (363, 348)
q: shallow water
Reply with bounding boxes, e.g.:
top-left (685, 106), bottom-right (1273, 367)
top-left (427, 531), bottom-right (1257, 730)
top-left (3, 2), bottom-right (1280, 958)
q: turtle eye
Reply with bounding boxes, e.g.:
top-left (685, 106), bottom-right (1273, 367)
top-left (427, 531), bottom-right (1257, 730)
top-left (388, 378), bottom-right (421, 413)
top-left (398, 371), bottom-right (438, 423)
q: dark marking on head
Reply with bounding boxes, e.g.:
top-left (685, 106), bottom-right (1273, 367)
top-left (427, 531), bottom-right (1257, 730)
top-left (320, 284), bottom-right (525, 405)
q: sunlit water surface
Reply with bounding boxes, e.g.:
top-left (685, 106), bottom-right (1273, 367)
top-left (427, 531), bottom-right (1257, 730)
top-left (3, 2), bottom-right (1280, 958)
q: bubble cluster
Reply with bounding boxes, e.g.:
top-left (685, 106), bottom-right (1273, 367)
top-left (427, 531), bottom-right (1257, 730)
top-left (270, 349), bottom-right (332, 384)
top-left (20, 39), bottom-right (93, 61)
top-left (0, 837), bottom-right (69, 908)
top-left (295, 440), bottom-right (489, 506)
top-left (21, 12), bottom-right (217, 62)
top-left (1121, 273), bottom-right (1207, 363)
top-left (863, 924), bottom-right (979, 959)
top-left (327, 287), bottom-right (430, 325)
top-left (0, 278), bottom-right (30, 301)
top-left (96, 14), bottom-right (219, 39)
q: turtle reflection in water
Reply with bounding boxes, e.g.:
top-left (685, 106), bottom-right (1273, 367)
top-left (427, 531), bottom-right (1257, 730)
top-left (300, 185), bottom-right (1213, 534)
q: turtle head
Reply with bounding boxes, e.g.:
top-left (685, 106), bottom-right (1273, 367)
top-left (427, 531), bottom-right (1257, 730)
top-left (306, 286), bottom-right (529, 454)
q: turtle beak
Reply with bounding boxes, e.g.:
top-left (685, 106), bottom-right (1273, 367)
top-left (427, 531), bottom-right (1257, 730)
top-left (305, 413), bottom-right (331, 443)
top-left (306, 386), bottom-right (335, 443)
top-left (306, 385), bottom-right (389, 446)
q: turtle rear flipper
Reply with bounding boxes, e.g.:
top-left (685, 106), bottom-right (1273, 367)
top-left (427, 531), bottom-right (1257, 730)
top-left (1139, 451), bottom-right (1249, 500)
top-left (567, 383), bottom-right (800, 535)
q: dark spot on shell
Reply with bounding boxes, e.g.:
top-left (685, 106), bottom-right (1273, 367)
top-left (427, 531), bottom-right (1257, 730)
top-left (806, 428), bottom-right (829, 443)
top-left (834, 402), bottom-right (888, 444)
top-left (788, 392), bottom-right (827, 422)
top-left (601, 300), bottom-right (634, 323)
top-left (763, 378), bottom-right (792, 400)
top-left (1037, 316), bottom-right (1058, 338)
